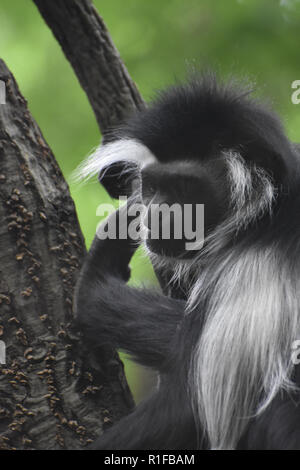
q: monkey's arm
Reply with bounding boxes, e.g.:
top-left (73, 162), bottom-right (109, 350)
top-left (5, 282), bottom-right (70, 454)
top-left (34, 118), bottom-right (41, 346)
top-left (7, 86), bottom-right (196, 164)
top-left (76, 272), bottom-right (185, 369)
top-left (75, 208), bottom-right (185, 370)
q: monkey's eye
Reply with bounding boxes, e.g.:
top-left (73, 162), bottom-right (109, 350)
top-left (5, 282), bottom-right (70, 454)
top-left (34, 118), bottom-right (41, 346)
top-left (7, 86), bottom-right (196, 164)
top-left (146, 183), bottom-right (156, 194)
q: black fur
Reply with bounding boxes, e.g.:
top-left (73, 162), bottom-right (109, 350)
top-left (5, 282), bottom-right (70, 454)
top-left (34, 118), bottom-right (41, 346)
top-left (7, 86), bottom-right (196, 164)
top-left (117, 75), bottom-right (296, 183)
top-left (75, 76), bottom-right (300, 450)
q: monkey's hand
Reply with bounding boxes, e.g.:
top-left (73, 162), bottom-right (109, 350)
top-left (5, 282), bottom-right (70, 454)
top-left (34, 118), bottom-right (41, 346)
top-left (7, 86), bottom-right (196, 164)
top-left (94, 201), bottom-right (140, 279)
top-left (76, 198), bottom-right (141, 295)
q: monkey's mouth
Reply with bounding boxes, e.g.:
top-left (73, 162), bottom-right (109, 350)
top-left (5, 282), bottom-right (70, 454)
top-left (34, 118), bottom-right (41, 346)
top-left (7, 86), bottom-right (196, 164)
top-left (141, 203), bottom-right (204, 258)
top-left (146, 237), bottom-right (201, 259)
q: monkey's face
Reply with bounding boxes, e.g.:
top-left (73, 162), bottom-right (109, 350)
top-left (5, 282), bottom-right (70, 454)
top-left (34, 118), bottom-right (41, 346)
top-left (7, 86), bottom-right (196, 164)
top-left (81, 76), bottom-right (298, 261)
top-left (97, 153), bottom-right (231, 259)
top-left (139, 159), bottom-right (229, 259)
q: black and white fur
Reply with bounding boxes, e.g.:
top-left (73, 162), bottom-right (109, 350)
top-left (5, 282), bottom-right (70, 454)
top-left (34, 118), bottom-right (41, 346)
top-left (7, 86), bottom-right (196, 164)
top-left (74, 75), bottom-right (300, 450)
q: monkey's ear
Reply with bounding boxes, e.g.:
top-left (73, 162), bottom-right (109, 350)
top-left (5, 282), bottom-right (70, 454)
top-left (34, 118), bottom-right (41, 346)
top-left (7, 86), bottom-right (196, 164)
top-left (98, 161), bottom-right (139, 199)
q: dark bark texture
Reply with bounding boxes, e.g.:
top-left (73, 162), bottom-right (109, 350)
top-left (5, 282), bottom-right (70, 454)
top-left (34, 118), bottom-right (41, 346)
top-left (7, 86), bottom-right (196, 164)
top-left (0, 0), bottom-right (174, 450)
top-left (0, 59), bottom-right (133, 450)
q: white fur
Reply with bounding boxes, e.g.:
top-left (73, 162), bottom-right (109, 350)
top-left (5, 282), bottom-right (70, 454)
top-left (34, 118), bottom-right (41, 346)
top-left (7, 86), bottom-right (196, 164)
top-left (191, 247), bottom-right (299, 449)
top-left (74, 138), bottom-right (157, 181)
top-left (187, 152), bottom-right (300, 450)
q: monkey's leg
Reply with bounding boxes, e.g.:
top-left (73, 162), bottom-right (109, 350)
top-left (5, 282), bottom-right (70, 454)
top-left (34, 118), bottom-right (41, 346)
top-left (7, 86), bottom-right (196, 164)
top-left (90, 378), bottom-right (197, 450)
top-left (237, 390), bottom-right (300, 450)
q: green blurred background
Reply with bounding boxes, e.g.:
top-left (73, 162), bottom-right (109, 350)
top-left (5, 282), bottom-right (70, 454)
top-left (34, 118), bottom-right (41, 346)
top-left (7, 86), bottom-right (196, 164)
top-left (1, 0), bottom-right (300, 401)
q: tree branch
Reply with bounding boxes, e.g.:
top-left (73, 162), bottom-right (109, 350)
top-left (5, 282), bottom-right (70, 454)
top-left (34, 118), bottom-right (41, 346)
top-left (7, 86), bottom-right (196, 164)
top-left (0, 59), bottom-right (133, 450)
top-left (33, 0), bottom-right (145, 134)
top-left (32, 0), bottom-right (176, 296)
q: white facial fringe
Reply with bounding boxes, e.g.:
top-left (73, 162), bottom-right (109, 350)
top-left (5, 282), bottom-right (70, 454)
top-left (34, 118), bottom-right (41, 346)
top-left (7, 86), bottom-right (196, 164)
top-left (144, 151), bottom-right (277, 299)
top-left (187, 152), bottom-right (300, 450)
top-left (73, 138), bottom-right (157, 182)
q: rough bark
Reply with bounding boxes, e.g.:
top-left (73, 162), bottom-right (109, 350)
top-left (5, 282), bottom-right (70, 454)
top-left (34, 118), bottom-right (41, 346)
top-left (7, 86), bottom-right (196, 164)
top-left (33, 0), bottom-right (145, 134)
top-left (0, 59), bottom-right (133, 450)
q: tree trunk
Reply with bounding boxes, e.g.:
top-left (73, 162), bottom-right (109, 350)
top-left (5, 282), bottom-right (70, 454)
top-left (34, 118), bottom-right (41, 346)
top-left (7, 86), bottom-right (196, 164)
top-left (0, 0), bottom-right (177, 450)
top-left (0, 59), bottom-right (133, 450)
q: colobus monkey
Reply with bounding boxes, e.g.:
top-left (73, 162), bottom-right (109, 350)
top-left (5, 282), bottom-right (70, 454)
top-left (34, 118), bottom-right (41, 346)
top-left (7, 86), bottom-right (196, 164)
top-left (74, 75), bottom-right (300, 450)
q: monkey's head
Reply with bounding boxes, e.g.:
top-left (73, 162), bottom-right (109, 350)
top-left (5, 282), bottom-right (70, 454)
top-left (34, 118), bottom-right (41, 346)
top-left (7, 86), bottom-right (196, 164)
top-left (78, 76), bottom-right (299, 259)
